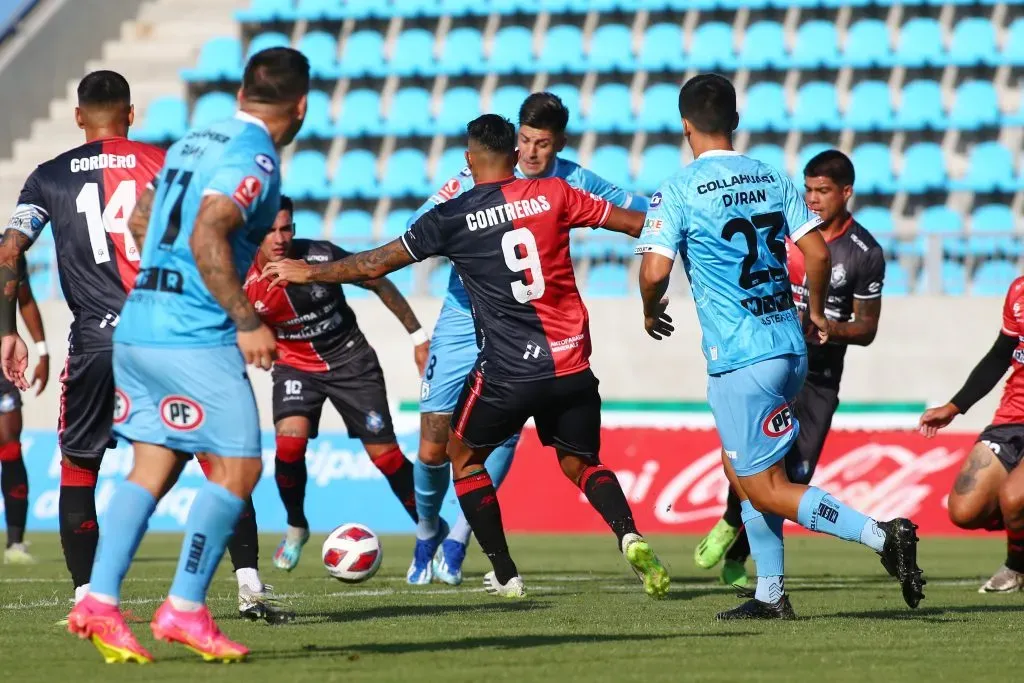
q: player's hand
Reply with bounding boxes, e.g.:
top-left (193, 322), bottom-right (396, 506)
top-left (236, 323), bottom-right (277, 371)
top-left (261, 259), bottom-right (312, 289)
top-left (918, 403), bottom-right (959, 438)
top-left (644, 298), bottom-right (674, 340)
top-left (31, 353), bottom-right (49, 396)
top-left (807, 311), bottom-right (830, 345)
top-left (1, 334), bottom-right (29, 391)
top-left (414, 340), bottom-right (430, 376)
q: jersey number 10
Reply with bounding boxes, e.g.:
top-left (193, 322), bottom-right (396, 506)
top-left (75, 181), bottom-right (141, 265)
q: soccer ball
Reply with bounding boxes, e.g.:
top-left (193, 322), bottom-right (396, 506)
top-left (321, 523), bottom-right (382, 583)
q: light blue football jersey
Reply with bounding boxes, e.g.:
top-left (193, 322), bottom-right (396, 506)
top-left (636, 150), bottom-right (822, 375)
top-left (115, 111), bottom-right (281, 347)
top-left (409, 156), bottom-right (649, 314)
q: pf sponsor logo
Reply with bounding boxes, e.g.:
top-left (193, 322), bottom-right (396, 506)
top-left (436, 178), bottom-right (461, 202)
top-left (232, 176), bottom-right (262, 209)
top-left (159, 396), bottom-right (205, 431)
top-left (113, 388), bottom-right (131, 424)
top-left (762, 404), bottom-right (794, 437)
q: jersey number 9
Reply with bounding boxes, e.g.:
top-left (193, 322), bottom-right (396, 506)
top-left (502, 227), bottom-right (546, 303)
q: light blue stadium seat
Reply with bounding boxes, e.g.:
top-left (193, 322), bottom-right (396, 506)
top-left (338, 89), bottom-right (382, 136)
top-left (746, 144), bottom-right (785, 172)
top-left (884, 260), bottom-right (909, 296)
top-left (246, 32), bottom-right (290, 60)
top-left (485, 26), bottom-right (535, 74)
top-left (380, 148), bottom-right (429, 197)
top-left (436, 0), bottom-right (478, 16)
top-left (387, 28), bottom-right (437, 77)
top-left (332, 210), bottom-right (374, 241)
top-left (299, 31), bottom-right (339, 80)
top-left (949, 81), bottom-right (1000, 130)
top-left (895, 80), bottom-right (946, 130)
top-left (638, 83), bottom-right (683, 133)
top-left (918, 260), bottom-right (967, 296)
top-left (974, 261), bottom-right (1019, 296)
top-left (190, 92), bottom-right (236, 128)
top-left (490, 0), bottom-right (539, 14)
top-left (898, 143), bottom-right (946, 193)
top-left (968, 205), bottom-right (1018, 258)
top-left (589, 145), bottom-right (631, 189)
top-left (282, 150), bottom-right (328, 200)
top-left (737, 21), bottom-right (786, 70)
top-left (842, 19), bottom-right (893, 68)
top-left (587, 263), bottom-right (629, 298)
top-left (560, 146), bottom-right (578, 163)
top-left (432, 147), bottom-right (469, 185)
top-left (538, 25), bottom-right (584, 74)
top-left (584, 83), bottom-right (634, 133)
top-left (796, 143), bottom-right (831, 176)
top-left (438, 27), bottom-right (483, 75)
top-left (289, 0), bottom-right (350, 20)
top-left (739, 81), bottom-right (788, 132)
top-left (429, 261), bottom-right (451, 297)
top-left (134, 97), bottom-right (187, 143)
top-left (391, 0), bottom-right (440, 17)
top-left (340, 30), bottom-right (385, 78)
top-left (790, 20), bottom-right (839, 69)
top-left (851, 144), bottom-right (896, 194)
top-left (236, 0), bottom-right (292, 22)
top-left (951, 142), bottom-right (1017, 193)
top-left (547, 83), bottom-right (583, 133)
top-left (636, 144), bottom-right (680, 194)
top-left (844, 80), bottom-right (894, 131)
top-left (639, 23), bottom-right (684, 72)
top-left (855, 206), bottom-right (895, 252)
top-left (1006, 18), bottom-right (1024, 66)
top-left (687, 22), bottom-right (736, 70)
top-left (894, 18), bottom-right (943, 68)
top-left (950, 17), bottom-right (999, 67)
top-left (329, 149), bottom-right (378, 198)
top-left (918, 205), bottom-right (965, 259)
top-left (292, 210), bottom-right (324, 240)
top-left (296, 90), bottom-right (334, 139)
top-left (385, 209), bottom-right (415, 238)
top-left (182, 37), bottom-right (241, 82)
top-left (792, 82), bottom-right (840, 131)
top-left (491, 85), bottom-right (529, 123)
top-left (586, 24), bottom-right (634, 72)
top-left (384, 87), bottom-right (432, 136)
top-left (436, 87), bottom-right (481, 136)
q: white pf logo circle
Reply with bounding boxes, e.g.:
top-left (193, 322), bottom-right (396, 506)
top-left (159, 396), bottom-right (205, 431)
top-left (113, 388), bottom-right (130, 424)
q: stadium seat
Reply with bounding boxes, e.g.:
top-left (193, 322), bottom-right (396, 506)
top-left (589, 146), bottom-right (631, 190)
top-left (490, 0), bottom-right (539, 14)
top-left (282, 150), bottom-right (328, 200)
top-left (560, 146), bottom-right (579, 163)
top-left (855, 206), bottom-right (895, 252)
top-left (236, 0), bottom-right (292, 22)
top-left (974, 261), bottom-right (1019, 296)
top-left (949, 81), bottom-right (1000, 130)
top-left (968, 204), bottom-right (1019, 258)
top-left (485, 26), bottom-right (535, 74)
top-left (585, 24), bottom-right (634, 72)
top-left (586, 263), bottom-right (630, 298)
top-left (338, 89), bottom-right (382, 136)
top-left (851, 144), bottom-right (896, 194)
top-left (746, 144), bottom-right (785, 172)
top-left (796, 142), bottom-right (831, 176)
top-left (436, 87), bottom-right (481, 136)
top-left (918, 261), bottom-right (967, 296)
top-left (296, 90), bottom-right (334, 140)
top-left (246, 32), bottom-right (290, 60)
top-left (391, 0), bottom-right (441, 17)
top-left (432, 147), bottom-right (469, 185)
top-left (182, 37), bottom-right (241, 82)
top-left (299, 31), bottom-right (340, 80)
top-left (134, 96), bottom-right (187, 143)
top-left (638, 83), bottom-right (683, 133)
top-left (790, 21), bottom-right (839, 69)
top-left (636, 144), bottom-right (680, 194)
top-left (547, 83), bottom-right (583, 133)
top-left (792, 82), bottom-right (840, 131)
top-left (289, 0), bottom-right (351, 20)
top-left (638, 23), bottom-right (685, 72)
top-left (292, 210), bottom-right (324, 240)
top-left (898, 143), bottom-right (946, 193)
top-left (384, 209), bottom-right (415, 238)
top-left (190, 92), bottom-right (235, 128)
top-left (429, 261), bottom-right (452, 298)
top-left (737, 21), bottom-right (786, 70)
top-left (949, 17), bottom-right (999, 67)
top-left (895, 80), bottom-right (946, 130)
top-left (436, 0), bottom-right (478, 16)
top-left (387, 28), bottom-right (437, 77)
top-left (538, 25), bottom-right (584, 74)
top-left (490, 85), bottom-right (529, 123)
top-left (841, 19), bottom-right (893, 68)
top-left (584, 83), bottom-right (634, 133)
top-left (918, 205), bottom-right (964, 259)
top-left (331, 210), bottom-right (374, 241)
top-left (951, 142), bottom-right (1017, 193)
top-left (844, 80), bottom-right (894, 131)
top-left (1005, 18), bottom-right (1024, 66)
top-left (328, 149), bottom-right (378, 198)
top-left (384, 87), bottom-right (432, 136)
top-left (739, 81), bottom-right (788, 132)
top-left (340, 30), bottom-right (385, 78)
top-left (884, 260), bottom-right (910, 297)
top-left (894, 18), bottom-right (943, 68)
top-left (687, 22), bottom-right (736, 70)
top-left (379, 148), bottom-right (429, 197)
top-left (438, 27), bottom-right (483, 75)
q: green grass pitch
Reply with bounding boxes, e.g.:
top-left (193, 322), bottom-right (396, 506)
top-left (0, 533), bottom-right (1020, 682)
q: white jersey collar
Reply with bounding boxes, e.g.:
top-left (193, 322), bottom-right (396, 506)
top-left (235, 110), bottom-right (270, 134)
top-left (696, 149), bottom-right (741, 159)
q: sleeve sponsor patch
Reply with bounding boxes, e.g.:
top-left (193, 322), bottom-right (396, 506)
top-left (436, 178), bottom-right (461, 202)
top-left (232, 176), bottom-right (262, 210)
top-left (643, 217), bottom-right (664, 234)
top-left (254, 153), bottom-right (276, 174)
top-left (649, 191), bottom-right (663, 208)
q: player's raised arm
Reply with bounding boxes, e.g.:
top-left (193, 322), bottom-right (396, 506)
top-left (262, 239), bottom-right (416, 289)
top-left (16, 268), bottom-right (48, 395)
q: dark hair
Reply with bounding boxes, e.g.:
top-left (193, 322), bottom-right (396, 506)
top-left (278, 195), bottom-right (294, 216)
top-left (77, 70), bottom-right (131, 108)
top-left (677, 74), bottom-right (738, 135)
top-left (467, 114), bottom-right (516, 155)
top-left (242, 47), bottom-right (310, 105)
top-left (519, 92), bottom-right (569, 133)
top-left (804, 150), bottom-right (855, 187)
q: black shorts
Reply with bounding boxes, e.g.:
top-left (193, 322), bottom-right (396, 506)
top-left (59, 351), bottom-right (117, 459)
top-left (784, 379), bottom-right (840, 484)
top-left (0, 377), bottom-right (20, 415)
top-left (976, 423), bottom-right (1024, 473)
top-left (271, 348), bottom-right (396, 443)
top-left (451, 368), bottom-right (601, 458)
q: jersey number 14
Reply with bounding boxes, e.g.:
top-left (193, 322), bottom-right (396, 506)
top-left (75, 181), bottom-right (141, 265)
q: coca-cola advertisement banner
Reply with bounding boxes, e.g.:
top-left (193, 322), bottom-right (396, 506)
top-left (500, 427), bottom-right (977, 535)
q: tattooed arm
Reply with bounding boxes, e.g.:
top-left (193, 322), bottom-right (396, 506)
top-left (262, 239), bottom-right (415, 288)
top-left (128, 186), bottom-right (155, 254)
top-left (0, 230), bottom-right (30, 337)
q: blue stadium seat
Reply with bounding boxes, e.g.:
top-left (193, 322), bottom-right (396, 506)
top-left (638, 83), bottom-right (683, 133)
top-left (329, 149), bottom-right (378, 198)
top-left (547, 84), bottom-right (583, 133)
top-left (884, 260), bottom-right (909, 296)
top-left (292, 210), bottom-right (323, 240)
top-left (289, 0), bottom-right (350, 20)
top-left (898, 143), bottom-right (946, 193)
top-left (917, 260), bottom-right (966, 296)
top-left (436, 0), bottom-right (478, 16)
top-left (895, 80), bottom-right (946, 130)
top-left (384, 209), bottom-right (415, 238)
top-left (331, 210), bottom-right (374, 241)
top-left (851, 144), bottom-right (896, 194)
top-left (384, 87), bottom-right (432, 136)
top-left (855, 206), bottom-right (895, 253)
top-left (338, 89), bottom-right (381, 136)
top-left (538, 25), bottom-right (584, 74)
top-left (792, 82), bottom-right (839, 131)
top-left (182, 37), bottom-right (241, 82)
top-left (687, 22), bottom-right (736, 70)
top-left (436, 87), bottom-right (481, 136)
top-left (379, 148), bottom-right (429, 197)
top-left (951, 142), bottom-right (1017, 193)
top-left (438, 27), bottom-right (483, 75)
top-left (842, 19), bottom-right (893, 68)
top-left (949, 17), bottom-right (999, 67)
top-left (790, 20), bottom-right (839, 69)
top-left (736, 21), bottom-right (786, 70)
top-left (894, 18), bottom-right (943, 68)
top-left (490, 0), bottom-right (539, 14)
top-left (636, 144), bottom-right (680, 194)
top-left (949, 81), bottom-right (1000, 130)
top-left (584, 83), bottom-right (634, 133)
top-left (236, 0), bottom-right (292, 22)
top-left (585, 24), bottom-right (634, 72)
top-left (1006, 18), bottom-right (1024, 66)
top-left (299, 31), bottom-right (339, 80)
top-left (296, 90), bottom-right (333, 139)
top-left (491, 85), bottom-right (529, 123)
top-left (974, 261), bottom-right (1019, 296)
top-left (586, 263), bottom-right (630, 298)
top-left (391, 0), bottom-right (441, 17)
top-left (844, 80), bottom-right (894, 131)
top-left (918, 205), bottom-right (964, 259)
top-left (589, 145), bottom-right (631, 189)
top-left (560, 146), bottom-right (579, 163)
top-left (639, 23), bottom-right (684, 71)
top-left (797, 143), bottom-right (831, 177)
top-left (432, 147), bottom-right (467, 185)
top-left (190, 92), bottom-right (235, 128)
top-left (387, 28), bottom-right (437, 77)
top-left (746, 144), bottom-right (785, 172)
top-left (739, 82), bottom-right (788, 132)
top-left (340, 30), bottom-right (385, 78)
top-left (968, 204), bottom-right (1018, 258)
top-left (246, 32), bottom-right (290, 60)
top-left (134, 97), bottom-right (187, 143)
top-left (485, 26), bottom-right (535, 74)
top-left (282, 150), bottom-right (328, 200)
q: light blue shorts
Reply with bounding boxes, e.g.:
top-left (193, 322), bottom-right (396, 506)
top-left (707, 354), bottom-right (807, 477)
top-left (419, 303), bottom-right (478, 414)
top-left (112, 342), bottom-right (261, 458)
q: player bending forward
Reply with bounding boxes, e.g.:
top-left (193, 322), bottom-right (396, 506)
top-left (244, 194), bottom-right (429, 570)
top-left (264, 114), bottom-right (670, 599)
top-left (63, 47), bottom-right (309, 663)
top-left (637, 74), bottom-right (923, 619)
top-left (919, 276), bottom-right (1024, 593)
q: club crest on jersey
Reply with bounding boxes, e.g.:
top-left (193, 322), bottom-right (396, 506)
top-left (233, 176), bottom-right (262, 210)
top-left (310, 284), bottom-right (329, 301)
top-left (650, 192), bottom-right (663, 208)
top-left (830, 264), bottom-right (847, 287)
top-left (254, 153), bottom-right (276, 174)
top-left (159, 396), bottom-right (205, 431)
top-left (254, 300), bottom-right (268, 313)
top-left (0, 393), bottom-right (15, 414)
top-left (113, 388), bottom-right (130, 424)
top-left (365, 410), bottom-right (384, 434)
top-left (762, 404), bottom-right (794, 437)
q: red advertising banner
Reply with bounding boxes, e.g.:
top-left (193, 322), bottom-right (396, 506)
top-left (500, 428), bottom-right (978, 535)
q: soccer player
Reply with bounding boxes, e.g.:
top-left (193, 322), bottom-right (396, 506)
top-left (0, 71), bottom-right (164, 598)
top-left (262, 114), bottom-right (670, 600)
top-left (62, 47), bottom-right (309, 663)
top-left (636, 74), bottom-right (923, 619)
top-left (1, 255), bottom-right (49, 565)
top-left (243, 194), bottom-right (430, 570)
top-left (919, 277), bottom-right (1024, 593)
top-left (408, 92), bottom-right (650, 585)
top-left (694, 150), bottom-right (886, 587)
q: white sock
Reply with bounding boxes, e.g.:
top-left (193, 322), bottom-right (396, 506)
top-left (168, 595), bottom-right (203, 612)
top-left (74, 584), bottom-right (91, 604)
top-left (860, 520), bottom-right (886, 552)
top-left (236, 567), bottom-right (263, 593)
top-left (415, 516), bottom-right (440, 541)
top-left (90, 592), bottom-right (118, 607)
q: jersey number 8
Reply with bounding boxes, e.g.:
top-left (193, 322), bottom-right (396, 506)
top-left (502, 227), bottom-right (546, 303)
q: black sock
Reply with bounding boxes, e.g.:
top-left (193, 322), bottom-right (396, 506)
top-left (59, 463), bottom-right (99, 588)
top-left (454, 471), bottom-right (517, 583)
top-left (372, 447), bottom-right (419, 523)
top-left (1006, 530), bottom-right (1024, 573)
top-left (722, 486), bottom-right (744, 529)
top-left (228, 497), bottom-right (259, 572)
top-left (580, 466), bottom-right (638, 546)
top-left (725, 527), bottom-right (751, 563)
top-left (1, 457), bottom-right (28, 546)
top-left (275, 456), bottom-right (308, 529)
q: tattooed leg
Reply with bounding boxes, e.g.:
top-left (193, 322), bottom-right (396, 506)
top-left (948, 442), bottom-right (1007, 529)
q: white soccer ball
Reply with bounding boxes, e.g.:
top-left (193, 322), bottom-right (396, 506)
top-left (321, 523), bottom-right (383, 583)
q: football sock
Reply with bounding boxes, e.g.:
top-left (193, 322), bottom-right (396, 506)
top-left (169, 482), bottom-right (244, 605)
top-left (414, 459), bottom-right (449, 540)
top-left (448, 433), bottom-right (519, 545)
top-left (0, 443), bottom-right (28, 546)
top-left (725, 528), bottom-right (752, 564)
top-left (89, 481), bottom-right (156, 604)
top-left (722, 485), bottom-right (744, 529)
top-left (371, 446), bottom-right (418, 522)
top-left (1005, 529), bottom-right (1024, 573)
top-left (579, 465), bottom-right (638, 546)
top-left (741, 500), bottom-right (785, 601)
top-left (796, 486), bottom-right (886, 552)
top-left (454, 470), bottom-right (517, 583)
top-left (275, 435), bottom-right (309, 529)
top-left (236, 567), bottom-right (262, 593)
top-left (228, 496), bottom-right (259, 572)
top-left (59, 459), bottom-right (100, 589)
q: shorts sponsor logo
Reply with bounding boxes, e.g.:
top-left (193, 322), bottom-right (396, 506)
top-left (649, 192), bottom-right (662, 208)
top-left (159, 396), bottom-right (205, 431)
top-left (0, 393), bottom-right (15, 414)
top-left (762, 404), bottom-right (794, 437)
top-left (420, 381), bottom-right (430, 400)
top-left (232, 176), bottom-right (262, 210)
top-left (437, 178), bottom-right (461, 201)
top-left (113, 388), bottom-right (130, 424)
top-left (365, 411), bottom-right (384, 434)
top-left (254, 153), bottom-right (276, 174)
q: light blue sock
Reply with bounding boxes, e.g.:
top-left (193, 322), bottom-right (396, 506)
top-left (168, 482), bottom-right (244, 604)
top-left (797, 486), bottom-right (886, 551)
top-left (448, 433), bottom-right (520, 545)
top-left (741, 500), bottom-right (785, 602)
top-left (414, 459), bottom-right (450, 540)
top-left (90, 481), bottom-right (157, 602)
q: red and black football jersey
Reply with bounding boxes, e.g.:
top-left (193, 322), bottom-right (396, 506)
top-left (402, 175), bottom-right (612, 382)
top-left (5, 137), bottom-right (165, 353)
top-left (245, 239), bottom-right (369, 373)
